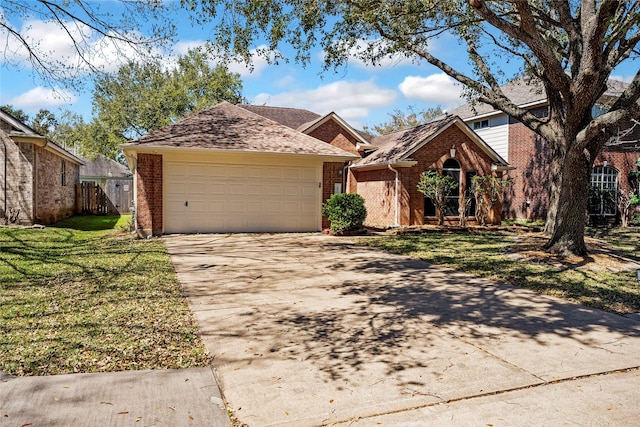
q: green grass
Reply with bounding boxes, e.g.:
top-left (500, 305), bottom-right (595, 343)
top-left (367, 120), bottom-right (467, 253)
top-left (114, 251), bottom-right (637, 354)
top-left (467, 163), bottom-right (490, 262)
top-left (0, 215), bottom-right (209, 376)
top-left (361, 227), bottom-right (640, 315)
top-left (586, 227), bottom-right (640, 259)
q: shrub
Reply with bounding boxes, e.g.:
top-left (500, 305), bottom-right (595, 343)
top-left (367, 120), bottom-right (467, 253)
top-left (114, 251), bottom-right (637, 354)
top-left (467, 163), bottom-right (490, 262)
top-left (322, 193), bottom-right (367, 233)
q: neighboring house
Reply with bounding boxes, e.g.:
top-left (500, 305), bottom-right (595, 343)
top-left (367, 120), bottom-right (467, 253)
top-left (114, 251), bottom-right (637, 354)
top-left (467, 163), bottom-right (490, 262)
top-left (450, 77), bottom-right (640, 222)
top-left (0, 109), bottom-right (82, 225)
top-left (122, 102), bottom-right (358, 236)
top-left (80, 154), bottom-right (133, 214)
top-left (348, 115), bottom-right (510, 228)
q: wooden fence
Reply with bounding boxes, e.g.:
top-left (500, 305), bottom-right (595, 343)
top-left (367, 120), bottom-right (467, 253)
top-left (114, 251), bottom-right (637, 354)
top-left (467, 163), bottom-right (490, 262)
top-left (76, 180), bottom-right (132, 215)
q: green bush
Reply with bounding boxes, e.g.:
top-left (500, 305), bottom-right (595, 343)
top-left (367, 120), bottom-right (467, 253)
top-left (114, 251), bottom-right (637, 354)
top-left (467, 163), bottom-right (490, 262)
top-left (322, 193), bottom-right (367, 233)
top-left (631, 212), bottom-right (640, 226)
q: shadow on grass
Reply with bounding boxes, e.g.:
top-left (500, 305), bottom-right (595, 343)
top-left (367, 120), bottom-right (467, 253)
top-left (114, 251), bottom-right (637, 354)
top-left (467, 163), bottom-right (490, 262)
top-left (52, 215), bottom-right (125, 231)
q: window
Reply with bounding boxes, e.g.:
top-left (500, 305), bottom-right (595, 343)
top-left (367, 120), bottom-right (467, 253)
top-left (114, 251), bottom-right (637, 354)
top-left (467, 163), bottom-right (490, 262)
top-left (333, 183), bottom-right (342, 194)
top-left (423, 169), bottom-right (437, 217)
top-left (61, 160), bottom-right (66, 186)
top-left (473, 119), bottom-right (489, 130)
top-left (442, 159), bottom-right (461, 216)
top-left (465, 170), bottom-right (477, 216)
top-left (589, 165), bottom-right (618, 216)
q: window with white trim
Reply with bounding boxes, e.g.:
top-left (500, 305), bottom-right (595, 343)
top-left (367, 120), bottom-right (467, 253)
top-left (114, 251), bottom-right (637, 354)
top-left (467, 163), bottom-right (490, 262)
top-left (589, 165), bottom-right (618, 216)
top-left (473, 119), bottom-right (489, 130)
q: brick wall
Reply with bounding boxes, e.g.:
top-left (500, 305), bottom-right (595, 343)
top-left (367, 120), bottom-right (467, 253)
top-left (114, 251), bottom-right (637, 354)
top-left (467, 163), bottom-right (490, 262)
top-left (35, 147), bottom-right (78, 224)
top-left (322, 162), bottom-right (346, 229)
top-left (351, 125), bottom-right (503, 228)
top-left (503, 107), bottom-right (640, 221)
top-left (504, 114), bottom-right (552, 221)
top-left (136, 153), bottom-right (163, 236)
top-left (308, 118), bottom-right (360, 155)
top-left (1, 133), bottom-right (35, 224)
top-left (311, 118), bottom-right (363, 229)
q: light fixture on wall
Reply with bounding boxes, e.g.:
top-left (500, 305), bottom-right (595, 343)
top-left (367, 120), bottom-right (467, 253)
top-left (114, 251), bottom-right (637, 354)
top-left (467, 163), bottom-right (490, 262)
top-left (491, 164), bottom-right (498, 171)
top-left (603, 160), bottom-right (608, 167)
top-left (450, 146), bottom-right (456, 158)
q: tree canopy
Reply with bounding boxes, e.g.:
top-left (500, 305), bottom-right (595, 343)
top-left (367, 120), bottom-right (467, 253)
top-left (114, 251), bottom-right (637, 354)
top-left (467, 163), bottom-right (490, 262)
top-left (89, 48), bottom-right (243, 157)
top-left (183, 0), bottom-right (640, 255)
top-left (1, 0), bottom-right (176, 88)
top-left (363, 105), bottom-right (444, 135)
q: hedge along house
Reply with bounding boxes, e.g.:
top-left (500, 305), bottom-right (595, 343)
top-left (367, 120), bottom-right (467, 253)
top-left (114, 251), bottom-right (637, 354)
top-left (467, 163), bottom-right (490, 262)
top-left (347, 115), bottom-right (511, 228)
top-left (122, 102), bottom-right (357, 236)
top-left (0, 109), bottom-right (82, 225)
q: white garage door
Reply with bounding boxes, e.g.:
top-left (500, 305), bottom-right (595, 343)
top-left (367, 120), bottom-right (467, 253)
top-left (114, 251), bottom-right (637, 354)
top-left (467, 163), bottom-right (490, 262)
top-left (164, 162), bottom-right (321, 233)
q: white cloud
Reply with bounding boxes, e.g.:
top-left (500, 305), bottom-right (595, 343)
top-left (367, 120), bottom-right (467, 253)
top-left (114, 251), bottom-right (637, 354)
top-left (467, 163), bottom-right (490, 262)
top-left (7, 87), bottom-right (78, 110)
top-left (398, 73), bottom-right (463, 106)
top-left (226, 46), bottom-right (274, 78)
top-left (252, 79), bottom-right (397, 126)
top-left (345, 39), bottom-right (418, 69)
top-left (4, 18), bottom-right (156, 74)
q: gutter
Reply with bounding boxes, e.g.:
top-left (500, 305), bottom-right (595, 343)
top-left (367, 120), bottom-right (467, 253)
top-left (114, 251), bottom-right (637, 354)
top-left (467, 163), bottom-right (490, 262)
top-left (388, 164), bottom-right (400, 227)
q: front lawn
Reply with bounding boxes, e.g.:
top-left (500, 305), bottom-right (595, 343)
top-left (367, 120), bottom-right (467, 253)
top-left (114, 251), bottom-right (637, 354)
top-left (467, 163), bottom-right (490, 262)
top-left (0, 215), bottom-right (209, 376)
top-left (361, 227), bottom-right (640, 315)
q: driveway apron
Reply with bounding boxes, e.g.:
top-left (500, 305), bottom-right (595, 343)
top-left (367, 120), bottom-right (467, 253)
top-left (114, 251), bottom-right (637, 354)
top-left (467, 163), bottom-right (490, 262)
top-left (164, 233), bottom-right (640, 426)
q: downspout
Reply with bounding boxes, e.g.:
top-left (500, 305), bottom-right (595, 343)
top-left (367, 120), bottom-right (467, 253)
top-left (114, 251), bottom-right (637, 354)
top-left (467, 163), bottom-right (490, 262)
top-left (342, 161), bottom-right (351, 193)
top-left (388, 164), bottom-right (399, 227)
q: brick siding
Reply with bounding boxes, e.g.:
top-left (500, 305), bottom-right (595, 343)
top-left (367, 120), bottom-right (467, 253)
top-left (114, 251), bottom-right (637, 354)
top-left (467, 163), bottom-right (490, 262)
top-left (503, 106), bottom-right (640, 221)
top-left (1, 134), bottom-right (35, 224)
top-left (351, 125), bottom-right (503, 228)
top-left (35, 146), bottom-right (78, 224)
top-left (136, 153), bottom-right (163, 236)
top-left (311, 118), bottom-right (363, 229)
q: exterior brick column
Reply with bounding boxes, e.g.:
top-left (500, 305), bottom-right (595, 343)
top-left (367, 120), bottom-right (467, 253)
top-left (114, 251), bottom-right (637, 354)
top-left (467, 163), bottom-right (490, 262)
top-left (136, 153), bottom-right (163, 236)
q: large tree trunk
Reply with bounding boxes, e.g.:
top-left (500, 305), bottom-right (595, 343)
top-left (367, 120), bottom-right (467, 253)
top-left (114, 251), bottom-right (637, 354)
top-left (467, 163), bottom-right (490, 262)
top-left (543, 146), bottom-right (592, 255)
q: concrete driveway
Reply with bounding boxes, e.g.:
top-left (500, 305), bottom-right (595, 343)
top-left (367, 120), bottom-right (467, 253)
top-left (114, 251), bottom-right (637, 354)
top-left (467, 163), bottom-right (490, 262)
top-left (164, 233), bottom-right (640, 426)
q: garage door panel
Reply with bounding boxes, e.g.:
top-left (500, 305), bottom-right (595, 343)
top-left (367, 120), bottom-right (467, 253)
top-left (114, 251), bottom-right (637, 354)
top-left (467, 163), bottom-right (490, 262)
top-left (165, 162), bottom-right (320, 233)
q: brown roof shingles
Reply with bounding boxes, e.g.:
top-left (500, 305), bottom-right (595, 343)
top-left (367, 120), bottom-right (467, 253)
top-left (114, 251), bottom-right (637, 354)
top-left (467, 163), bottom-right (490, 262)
top-left (124, 102), bottom-right (357, 159)
top-left (356, 116), bottom-right (458, 167)
top-left (450, 77), bottom-right (630, 119)
top-left (238, 105), bottom-right (321, 129)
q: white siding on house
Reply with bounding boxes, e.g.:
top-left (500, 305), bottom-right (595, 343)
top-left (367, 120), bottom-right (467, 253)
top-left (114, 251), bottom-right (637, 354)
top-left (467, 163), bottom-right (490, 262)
top-left (469, 114), bottom-right (510, 161)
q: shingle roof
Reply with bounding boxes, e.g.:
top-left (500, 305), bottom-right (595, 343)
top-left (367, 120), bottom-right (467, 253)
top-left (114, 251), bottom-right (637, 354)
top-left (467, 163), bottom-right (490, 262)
top-left (80, 154), bottom-right (131, 178)
top-left (238, 105), bottom-right (321, 129)
top-left (123, 102), bottom-right (357, 159)
top-left (356, 115), bottom-right (459, 167)
top-left (354, 115), bottom-right (509, 169)
top-left (449, 77), bottom-right (630, 119)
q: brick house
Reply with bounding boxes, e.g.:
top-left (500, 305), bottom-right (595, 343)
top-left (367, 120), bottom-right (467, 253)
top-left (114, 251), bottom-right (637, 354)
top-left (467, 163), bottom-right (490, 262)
top-left (0, 109), bottom-right (82, 225)
top-left (123, 102), bottom-right (514, 235)
top-left (122, 102), bottom-right (357, 236)
top-left (347, 115), bottom-right (510, 227)
top-left (450, 77), bottom-right (640, 223)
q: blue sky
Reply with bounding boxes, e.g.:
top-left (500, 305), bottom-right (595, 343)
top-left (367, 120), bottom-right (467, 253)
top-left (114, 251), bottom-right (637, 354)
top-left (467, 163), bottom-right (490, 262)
top-left (1, 2), bottom-right (637, 130)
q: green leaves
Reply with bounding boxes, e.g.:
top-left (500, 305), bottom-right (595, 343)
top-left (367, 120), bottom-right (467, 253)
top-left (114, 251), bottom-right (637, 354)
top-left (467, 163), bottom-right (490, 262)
top-left (322, 193), bottom-right (367, 233)
top-left (88, 47), bottom-right (243, 157)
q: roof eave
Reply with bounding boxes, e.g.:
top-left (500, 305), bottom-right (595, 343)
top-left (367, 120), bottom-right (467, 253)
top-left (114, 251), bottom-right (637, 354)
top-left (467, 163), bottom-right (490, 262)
top-left (351, 160), bottom-right (418, 171)
top-left (121, 143), bottom-right (358, 162)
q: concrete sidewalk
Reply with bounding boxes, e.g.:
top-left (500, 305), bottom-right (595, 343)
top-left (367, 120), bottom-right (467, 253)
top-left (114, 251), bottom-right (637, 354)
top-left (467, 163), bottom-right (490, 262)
top-left (0, 368), bottom-right (229, 426)
top-left (165, 232), bottom-right (640, 426)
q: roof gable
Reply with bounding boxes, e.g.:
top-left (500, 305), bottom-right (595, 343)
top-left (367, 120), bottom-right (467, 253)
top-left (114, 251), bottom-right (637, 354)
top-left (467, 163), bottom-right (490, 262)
top-left (0, 109), bottom-right (40, 135)
top-left (298, 112), bottom-right (376, 150)
top-left (353, 115), bottom-right (508, 169)
top-left (123, 102), bottom-right (358, 159)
